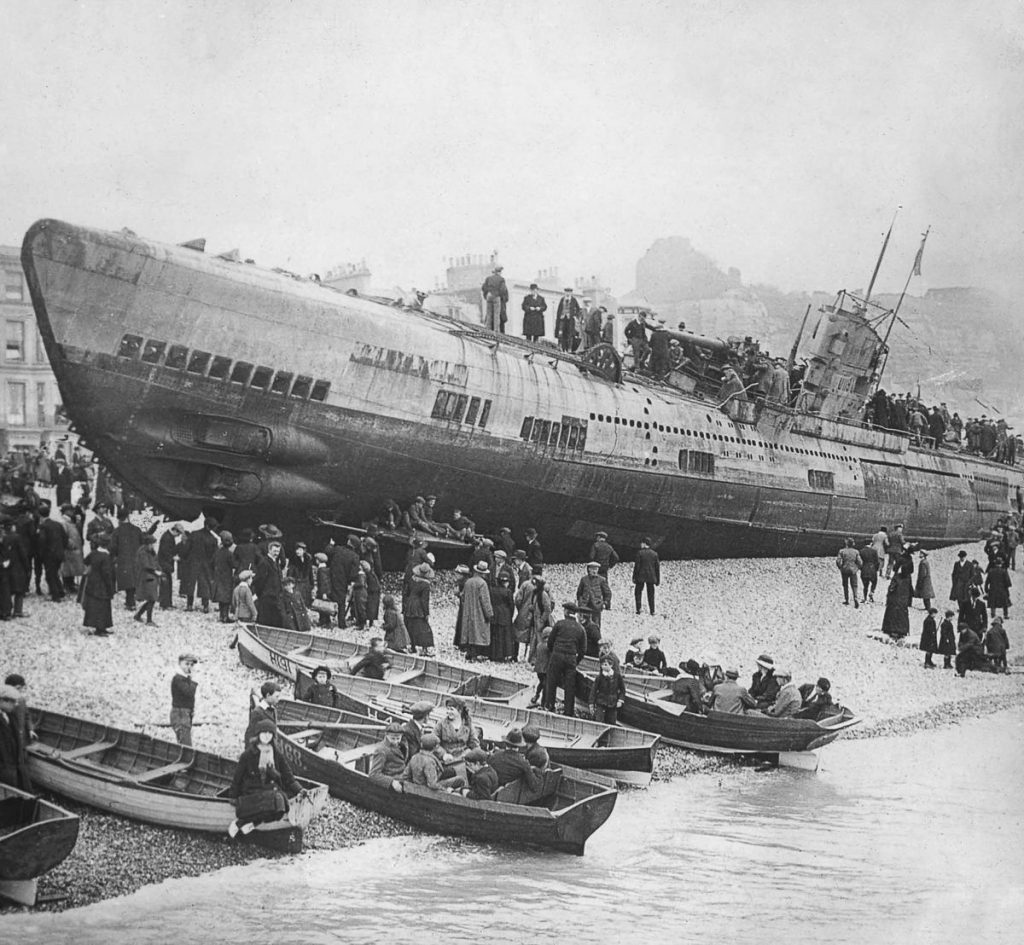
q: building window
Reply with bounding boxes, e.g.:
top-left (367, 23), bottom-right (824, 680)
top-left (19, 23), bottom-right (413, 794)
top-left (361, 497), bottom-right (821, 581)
top-left (142, 339), bottom-right (167, 364)
top-left (808, 469), bottom-right (835, 491)
top-left (36, 382), bottom-right (47, 426)
top-left (5, 321), bottom-right (25, 362)
top-left (35, 325), bottom-right (45, 363)
top-left (310, 380), bottom-right (330, 401)
top-left (6, 381), bottom-right (26, 426)
top-left (4, 270), bottom-right (22, 301)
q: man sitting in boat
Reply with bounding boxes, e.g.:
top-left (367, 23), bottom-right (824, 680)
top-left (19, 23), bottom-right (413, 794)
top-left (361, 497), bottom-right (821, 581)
top-left (228, 719), bottom-right (301, 837)
top-left (488, 729), bottom-right (542, 792)
top-left (521, 724), bottom-right (549, 769)
top-left (401, 701), bottom-right (435, 757)
top-left (245, 681), bottom-right (282, 744)
top-left (369, 721), bottom-right (409, 791)
top-left (403, 734), bottom-right (466, 793)
top-left (669, 659), bottom-right (706, 713)
top-left (350, 637), bottom-right (391, 680)
top-left (762, 669), bottom-right (801, 718)
top-left (710, 669), bottom-right (757, 715)
top-left (749, 654), bottom-right (780, 709)
top-left (461, 748), bottom-right (500, 800)
top-left (302, 665), bottom-right (340, 708)
top-left (795, 677), bottom-right (836, 721)
top-left (450, 507), bottom-right (476, 541)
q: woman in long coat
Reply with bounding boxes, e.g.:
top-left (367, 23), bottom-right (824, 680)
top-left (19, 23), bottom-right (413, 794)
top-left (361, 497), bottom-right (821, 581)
top-left (489, 573), bottom-right (516, 662)
top-left (918, 607), bottom-right (938, 667)
top-left (212, 533), bottom-right (237, 623)
top-left (82, 535), bottom-right (115, 635)
top-left (913, 551), bottom-right (935, 610)
top-left (452, 565), bottom-right (471, 651)
top-left (984, 558), bottom-right (1012, 619)
top-left (404, 563), bottom-right (435, 655)
top-left (133, 534), bottom-right (161, 625)
top-left (514, 574), bottom-right (554, 662)
top-left (881, 554), bottom-right (914, 639)
top-left (60, 508), bottom-right (85, 593)
top-left (949, 553), bottom-right (972, 604)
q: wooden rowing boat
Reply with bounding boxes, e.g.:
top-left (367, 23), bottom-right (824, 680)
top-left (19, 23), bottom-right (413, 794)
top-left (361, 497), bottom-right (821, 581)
top-left (25, 710), bottom-right (330, 853)
top-left (272, 725), bottom-right (618, 855)
top-left (290, 667), bottom-right (660, 786)
top-left (236, 623), bottom-right (529, 701)
top-left (574, 657), bottom-right (861, 758)
top-left (0, 782), bottom-right (80, 907)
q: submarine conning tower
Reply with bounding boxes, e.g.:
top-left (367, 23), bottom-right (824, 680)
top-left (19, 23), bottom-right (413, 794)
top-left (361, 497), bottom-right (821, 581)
top-left (796, 290), bottom-right (888, 422)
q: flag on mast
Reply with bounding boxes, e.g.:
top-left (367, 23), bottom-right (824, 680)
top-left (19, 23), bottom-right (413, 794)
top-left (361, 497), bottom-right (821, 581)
top-left (912, 227), bottom-right (930, 277)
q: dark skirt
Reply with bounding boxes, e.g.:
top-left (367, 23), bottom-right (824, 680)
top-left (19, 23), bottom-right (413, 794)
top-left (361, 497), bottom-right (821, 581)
top-left (490, 618), bottom-right (517, 661)
top-left (406, 616), bottom-right (434, 648)
top-left (83, 594), bottom-right (113, 631)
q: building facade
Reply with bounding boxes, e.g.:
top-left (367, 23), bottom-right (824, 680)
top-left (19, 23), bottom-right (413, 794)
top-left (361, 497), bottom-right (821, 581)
top-left (0, 244), bottom-right (69, 453)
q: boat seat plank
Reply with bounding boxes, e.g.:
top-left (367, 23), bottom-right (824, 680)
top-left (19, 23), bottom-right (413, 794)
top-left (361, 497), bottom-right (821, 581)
top-left (388, 669), bottom-right (424, 685)
top-left (646, 688), bottom-right (675, 701)
top-left (286, 645), bottom-right (313, 659)
top-left (131, 761), bottom-right (192, 783)
top-left (60, 740), bottom-right (118, 760)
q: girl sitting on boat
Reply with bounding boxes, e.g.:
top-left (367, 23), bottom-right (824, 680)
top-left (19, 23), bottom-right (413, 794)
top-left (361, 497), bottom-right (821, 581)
top-left (228, 720), bottom-right (302, 837)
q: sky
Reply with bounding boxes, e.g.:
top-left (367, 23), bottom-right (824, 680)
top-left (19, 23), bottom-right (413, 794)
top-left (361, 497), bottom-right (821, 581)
top-left (1, 0), bottom-right (1022, 299)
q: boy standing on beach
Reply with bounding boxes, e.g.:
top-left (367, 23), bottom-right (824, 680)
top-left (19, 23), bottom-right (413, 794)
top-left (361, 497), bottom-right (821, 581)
top-left (170, 654), bottom-right (199, 745)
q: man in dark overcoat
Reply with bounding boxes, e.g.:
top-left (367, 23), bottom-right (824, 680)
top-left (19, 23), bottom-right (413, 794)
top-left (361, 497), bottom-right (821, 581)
top-left (542, 602), bottom-right (587, 716)
top-left (157, 523), bottom-right (182, 609)
top-left (588, 531), bottom-right (620, 577)
top-left (328, 535), bottom-right (361, 628)
top-left (576, 561), bottom-right (612, 629)
top-left (521, 284), bottom-right (547, 342)
top-left (109, 509), bottom-right (143, 610)
top-left (632, 536), bottom-right (661, 616)
top-left (36, 501), bottom-right (68, 602)
top-left (480, 264), bottom-right (508, 333)
top-left (554, 288), bottom-right (580, 352)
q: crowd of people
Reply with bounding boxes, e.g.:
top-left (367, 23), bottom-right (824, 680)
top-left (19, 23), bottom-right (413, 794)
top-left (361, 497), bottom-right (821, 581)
top-left (834, 516), bottom-right (1019, 677)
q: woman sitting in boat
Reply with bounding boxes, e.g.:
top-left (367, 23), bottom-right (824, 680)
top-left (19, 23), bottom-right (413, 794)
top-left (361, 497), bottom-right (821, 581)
top-left (749, 654), bottom-right (780, 709)
top-left (761, 669), bottom-right (801, 718)
top-left (228, 720), bottom-right (302, 837)
top-left (640, 635), bottom-right (669, 675)
top-left (302, 665), bottom-right (340, 708)
top-left (624, 637), bottom-right (646, 670)
top-left (434, 697), bottom-right (478, 762)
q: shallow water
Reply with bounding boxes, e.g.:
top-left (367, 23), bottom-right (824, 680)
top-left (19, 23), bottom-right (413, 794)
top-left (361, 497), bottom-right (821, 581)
top-left (6, 709), bottom-right (1024, 945)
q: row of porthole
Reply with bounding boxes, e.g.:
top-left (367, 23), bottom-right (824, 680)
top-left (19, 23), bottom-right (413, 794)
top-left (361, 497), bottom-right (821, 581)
top-left (589, 410), bottom-right (849, 462)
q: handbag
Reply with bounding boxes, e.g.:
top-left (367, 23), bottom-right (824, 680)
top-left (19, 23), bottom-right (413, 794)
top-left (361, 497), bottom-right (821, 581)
top-left (311, 598), bottom-right (338, 616)
top-left (235, 787), bottom-right (288, 820)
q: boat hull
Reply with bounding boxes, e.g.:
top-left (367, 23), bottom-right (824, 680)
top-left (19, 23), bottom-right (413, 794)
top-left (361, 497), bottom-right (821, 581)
top-left (575, 664), bottom-right (860, 754)
top-left (21, 219), bottom-right (1024, 561)
top-left (25, 711), bottom-right (329, 854)
top-left (0, 784), bottom-right (79, 905)
top-left (273, 731), bottom-right (616, 856)
top-left (286, 670), bottom-right (659, 786)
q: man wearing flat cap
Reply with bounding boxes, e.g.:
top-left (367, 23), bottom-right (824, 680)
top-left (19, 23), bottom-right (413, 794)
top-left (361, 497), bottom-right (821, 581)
top-left (576, 561), bottom-right (612, 629)
top-left (481, 264), bottom-right (508, 333)
top-left (403, 733), bottom-right (466, 793)
top-left (710, 668), bottom-right (756, 715)
top-left (522, 283), bottom-right (547, 342)
top-left (588, 531), bottom-right (620, 578)
top-left (555, 288), bottom-right (581, 352)
top-left (462, 747), bottom-right (500, 800)
top-left (543, 602), bottom-right (587, 715)
top-left (488, 729), bottom-right (541, 792)
top-left (369, 721), bottom-right (409, 791)
top-left (401, 701), bottom-right (435, 759)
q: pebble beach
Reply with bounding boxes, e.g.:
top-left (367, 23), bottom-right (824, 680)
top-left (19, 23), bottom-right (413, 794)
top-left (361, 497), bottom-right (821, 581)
top-left (2, 538), bottom-right (1021, 912)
